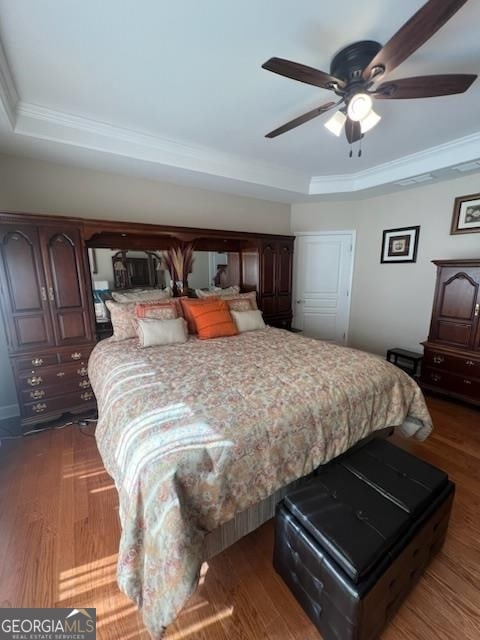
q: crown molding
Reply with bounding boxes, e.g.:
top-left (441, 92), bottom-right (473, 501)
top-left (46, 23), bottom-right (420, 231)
top-left (309, 130), bottom-right (480, 195)
top-left (0, 38), bottom-right (18, 128)
top-left (15, 101), bottom-right (310, 196)
top-left (12, 99), bottom-right (480, 198)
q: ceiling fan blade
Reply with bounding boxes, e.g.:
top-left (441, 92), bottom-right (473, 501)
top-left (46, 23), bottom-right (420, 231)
top-left (262, 57), bottom-right (345, 90)
top-left (375, 74), bottom-right (477, 99)
top-left (265, 101), bottom-right (337, 138)
top-left (362, 0), bottom-right (469, 81)
top-left (345, 118), bottom-right (362, 144)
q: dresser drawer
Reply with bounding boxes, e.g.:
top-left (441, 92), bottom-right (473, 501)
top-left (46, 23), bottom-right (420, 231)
top-left (422, 366), bottom-right (480, 400)
top-left (23, 389), bottom-right (96, 420)
top-left (15, 353), bottom-right (59, 371)
top-left (58, 346), bottom-right (94, 364)
top-left (20, 378), bottom-right (91, 403)
top-left (17, 362), bottom-right (89, 391)
top-left (424, 349), bottom-right (480, 377)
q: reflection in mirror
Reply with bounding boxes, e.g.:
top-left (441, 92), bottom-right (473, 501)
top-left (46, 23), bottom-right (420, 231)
top-left (87, 248), bottom-right (241, 294)
top-left (88, 248), bottom-right (166, 290)
top-left (189, 251), bottom-right (240, 290)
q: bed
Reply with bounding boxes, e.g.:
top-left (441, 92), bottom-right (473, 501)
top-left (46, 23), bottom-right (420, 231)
top-left (89, 327), bottom-right (432, 638)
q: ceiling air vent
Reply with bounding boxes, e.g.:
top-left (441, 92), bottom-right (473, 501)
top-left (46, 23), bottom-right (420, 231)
top-left (395, 174), bottom-right (434, 186)
top-left (453, 161), bottom-right (480, 173)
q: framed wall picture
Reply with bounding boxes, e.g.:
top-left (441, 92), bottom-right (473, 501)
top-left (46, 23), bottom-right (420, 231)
top-left (451, 193), bottom-right (480, 235)
top-left (381, 226), bottom-right (420, 264)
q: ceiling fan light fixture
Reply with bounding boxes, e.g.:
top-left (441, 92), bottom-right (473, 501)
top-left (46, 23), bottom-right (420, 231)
top-left (347, 92), bottom-right (373, 122)
top-left (324, 110), bottom-right (347, 136)
top-left (360, 109), bottom-right (381, 134)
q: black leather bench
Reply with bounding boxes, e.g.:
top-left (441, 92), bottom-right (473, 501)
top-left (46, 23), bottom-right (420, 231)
top-left (273, 438), bottom-right (454, 640)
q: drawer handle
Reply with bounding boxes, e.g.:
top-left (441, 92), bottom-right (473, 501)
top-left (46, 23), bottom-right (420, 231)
top-left (431, 373), bottom-right (441, 382)
top-left (32, 402), bottom-right (47, 413)
top-left (464, 379), bottom-right (472, 385)
top-left (79, 379), bottom-right (91, 389)
top-left (56, 371), bottom-right (66, 378)
top-left (27, 375), bottom-right (43, 386)
top-left (31, 357), bottom-right (44, 367)
top-left (433, 355), bottom-right (444, 364)
top-left (77, 366), bottom-right (88, 376)
top-left (465, 360), bottom-right (476, 366)
top-left (80, 391), bottom-right (93, 401)
top-left (30, 389), bottom-right (45, 400)
top-left (71, 352), bottom-right (82, 360)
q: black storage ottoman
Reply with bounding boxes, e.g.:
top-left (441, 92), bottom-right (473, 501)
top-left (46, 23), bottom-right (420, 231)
top-left (273, 438), bottom-right (454, 640)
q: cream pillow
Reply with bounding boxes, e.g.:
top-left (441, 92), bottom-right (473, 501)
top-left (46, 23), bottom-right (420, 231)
top-left (136, 317), bottom-right (188, 348)
top-left (196, 286), bottom-right (240, 298)
top-left (111, 287), bottom-right (172, 302)
top-left (231, 309), bottom-right (266, 333)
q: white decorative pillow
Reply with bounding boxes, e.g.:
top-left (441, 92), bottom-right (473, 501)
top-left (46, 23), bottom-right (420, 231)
top-left (136, 317), bottom-right (188, 348)
top-left (111, 287), bottom-right (172, 302)
top-left (231, 309), bottom-right (266, 333)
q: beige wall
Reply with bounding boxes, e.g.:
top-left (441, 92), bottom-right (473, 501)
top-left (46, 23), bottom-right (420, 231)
top-left (0, 153), bottom-right (291, 413)
top-left (291, 173), bottom-right (480, 357)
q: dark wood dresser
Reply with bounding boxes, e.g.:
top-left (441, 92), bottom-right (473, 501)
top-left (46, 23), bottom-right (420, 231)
top-left (0, 213), bottom-right (96, 429)
top-left (421, 259), bottom-right (480, 406)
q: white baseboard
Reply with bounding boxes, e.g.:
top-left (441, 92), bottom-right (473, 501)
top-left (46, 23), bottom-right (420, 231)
top-left (0, 403), bottom-right (20, 420)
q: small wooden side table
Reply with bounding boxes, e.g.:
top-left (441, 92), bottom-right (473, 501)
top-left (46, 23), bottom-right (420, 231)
top-left (386, 348), bottom-right (423, 378)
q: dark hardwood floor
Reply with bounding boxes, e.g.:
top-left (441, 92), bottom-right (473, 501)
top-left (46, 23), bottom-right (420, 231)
top-left (0, 395), bottom-right (479, 640)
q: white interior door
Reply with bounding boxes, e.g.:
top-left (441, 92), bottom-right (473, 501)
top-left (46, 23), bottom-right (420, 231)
top-left (293, 232), bottom-right (355, 344)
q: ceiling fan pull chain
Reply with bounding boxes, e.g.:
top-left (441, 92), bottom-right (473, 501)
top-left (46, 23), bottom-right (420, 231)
top-left (358, 139), bottom-right (362, 158)
top-left (349, 146), bottom-right (353, 158)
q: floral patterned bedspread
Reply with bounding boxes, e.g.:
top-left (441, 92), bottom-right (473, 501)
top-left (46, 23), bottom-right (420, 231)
top-left (89, 327), bottom-right (432, 638)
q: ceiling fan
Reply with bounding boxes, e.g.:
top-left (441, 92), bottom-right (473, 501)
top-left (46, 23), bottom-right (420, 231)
top-left (262, 0), bottom-right (477, 149)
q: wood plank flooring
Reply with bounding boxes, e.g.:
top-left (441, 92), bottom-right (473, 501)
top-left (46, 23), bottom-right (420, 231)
top-left (0, 395), bottom-right (479, 639)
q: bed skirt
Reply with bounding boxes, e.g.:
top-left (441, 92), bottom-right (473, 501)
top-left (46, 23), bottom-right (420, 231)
top-left (203, 474), bottom-right (311, 559)
top-left (203, 425), bottom-right (395, 559)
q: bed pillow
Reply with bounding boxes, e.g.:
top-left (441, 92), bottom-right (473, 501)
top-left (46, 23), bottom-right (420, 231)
top-left (105, 300), bottom-right (137, 340)
top-left (188, 299), bottom-right (238, 340)
top-left (136, 317), bottom-right (188, 348)
top-left (111, 287), bottom-right (172, 302)
top-left (135, 299), bottom-right (181, 320)
top-left (180, 297), bottom-right (219, 333)
top-left (231, 309), bottom-right (266, 333)
top-left (225, 296), bottom-right (256, 312)
top-left (222, 291), bottom-right (258, 310)
top-left (196, 285), bottom-right (240, 298)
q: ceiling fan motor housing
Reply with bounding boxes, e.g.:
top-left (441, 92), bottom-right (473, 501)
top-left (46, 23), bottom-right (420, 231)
top-left (330, 40), bottom-right (382, 85)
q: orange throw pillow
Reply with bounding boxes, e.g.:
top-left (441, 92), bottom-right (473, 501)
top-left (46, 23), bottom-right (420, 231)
top-left (187, 299), bottom-right (238, 340)
top-left (180, 297), bottom-right (219, 333)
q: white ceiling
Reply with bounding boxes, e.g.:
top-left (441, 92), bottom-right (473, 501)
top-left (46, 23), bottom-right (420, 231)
top-left (1, 0), bottom-right (480, 201)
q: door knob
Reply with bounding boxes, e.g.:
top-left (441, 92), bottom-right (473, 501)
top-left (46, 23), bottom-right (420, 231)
top-left (296, 299), bottom-right (304, 304)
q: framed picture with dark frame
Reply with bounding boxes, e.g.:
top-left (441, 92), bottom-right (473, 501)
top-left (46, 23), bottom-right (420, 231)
top-left (381, 226), bottom-right (420, 264)
top-left (450, 192), bottom-right (480, 235)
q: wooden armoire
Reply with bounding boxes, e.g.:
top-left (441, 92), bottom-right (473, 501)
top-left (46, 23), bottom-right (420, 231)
top-left (258, 238), bottom-right (293, 329)
top-left (0, 213), bottom-right (96, 428)
top-left (421, 259), bottom-right (480, 406)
